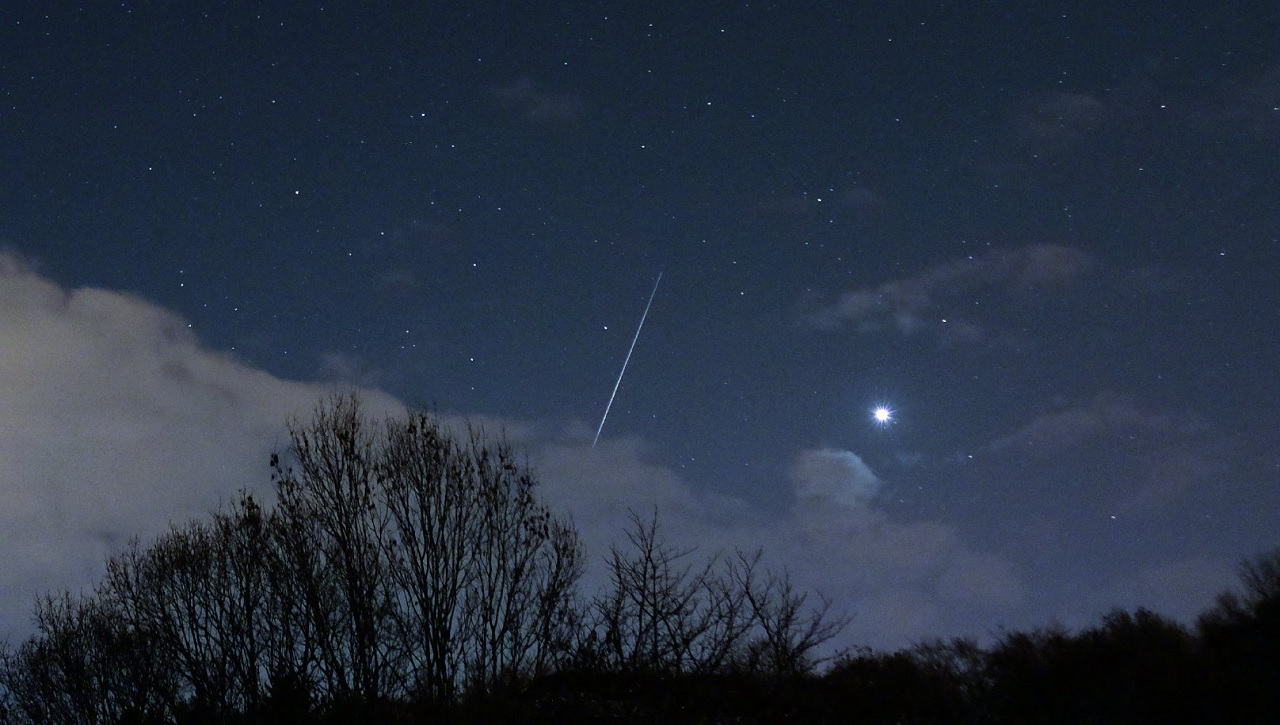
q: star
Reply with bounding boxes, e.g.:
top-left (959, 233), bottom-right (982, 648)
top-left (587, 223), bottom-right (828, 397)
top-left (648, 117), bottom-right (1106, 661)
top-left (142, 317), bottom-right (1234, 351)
top-left (872, 406), bottom-right (893, 428)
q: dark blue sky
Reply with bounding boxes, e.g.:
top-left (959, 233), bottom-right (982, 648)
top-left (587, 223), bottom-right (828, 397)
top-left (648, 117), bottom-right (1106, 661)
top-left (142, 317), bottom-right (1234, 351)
top-left (3, 1), bottom-right (1279, 647)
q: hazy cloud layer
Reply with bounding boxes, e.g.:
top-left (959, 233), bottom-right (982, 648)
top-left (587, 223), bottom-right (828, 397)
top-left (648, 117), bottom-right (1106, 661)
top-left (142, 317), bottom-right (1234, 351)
top-left (0, 254), bottom-right (400, 634)
top-left (491, 78), bottom-right (584, 125)
top-left (807, 244), bottom-right (1093, 342)
top-left (773, 450), bottom-right (1023, 644)
top-left (534, 443), bottom-right (1023, 650)
top-left (985, 391), bottom-right (1228, 515)
top-left (1035, 554), bottom-right (1238, 635)
top-left (1011, 91), bottom-right (1109, 152)
top-left (0, 255), bottom-right (1021, 650)
top-left (987, 391), bottom-right (1189, 456)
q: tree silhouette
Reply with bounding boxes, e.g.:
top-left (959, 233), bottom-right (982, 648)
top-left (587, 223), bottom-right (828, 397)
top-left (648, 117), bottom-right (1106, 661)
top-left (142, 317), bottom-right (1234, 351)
top-left (270, 395), bottom-right (399, 708)
top-left (374, 409), bottom-right (582, 704)
top-left (7, 393), bottom-right (1280, 720)
top-left (0, 591), bottom-right (174, 723)
top-left (731, 548), bottom-right (851, 676)
top-left (584, 509), bottom-right (847, 681)
top-left (590, 509), bottom-right (751, 675)
top-left (1, 394), bottom-right (584, 721)
top-left (1197, 547), bottom-right (1280, 719)
top-left (267, 394), bottom-right (584, 709)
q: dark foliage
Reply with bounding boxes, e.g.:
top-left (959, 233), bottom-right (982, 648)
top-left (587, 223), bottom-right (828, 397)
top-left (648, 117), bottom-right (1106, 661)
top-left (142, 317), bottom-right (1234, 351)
top-left (806, 551), bottom-right (1280, 724)
top-left (1195, 548), bottom-right (1280, 720)
top-left (1, 396), bottom-right (1276, 720)
top-left (0, 394), bottom-right (847, 723)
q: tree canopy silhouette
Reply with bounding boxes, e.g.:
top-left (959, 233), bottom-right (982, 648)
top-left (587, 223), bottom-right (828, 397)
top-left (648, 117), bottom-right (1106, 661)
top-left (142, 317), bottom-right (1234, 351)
top-left (3, 394), bottom-right (1277, 721)
top-left (0, 394), bottom-right (584, 720)
top-left (0, 394), bottom-right (850, 722)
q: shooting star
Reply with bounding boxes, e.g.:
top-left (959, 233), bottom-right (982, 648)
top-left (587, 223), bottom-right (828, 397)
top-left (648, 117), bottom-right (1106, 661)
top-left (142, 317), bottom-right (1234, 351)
top-left (593, 272), bottom-right (663, 447)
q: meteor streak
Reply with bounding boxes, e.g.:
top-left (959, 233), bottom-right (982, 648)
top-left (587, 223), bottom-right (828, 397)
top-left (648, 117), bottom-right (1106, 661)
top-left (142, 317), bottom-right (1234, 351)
top-left (593, 272), bottom-right (662, 447)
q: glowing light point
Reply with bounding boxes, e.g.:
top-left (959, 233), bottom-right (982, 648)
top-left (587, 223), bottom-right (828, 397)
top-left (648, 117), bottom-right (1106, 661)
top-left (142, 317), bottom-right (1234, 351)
top-left (872, 406), bottom-right (893, 427)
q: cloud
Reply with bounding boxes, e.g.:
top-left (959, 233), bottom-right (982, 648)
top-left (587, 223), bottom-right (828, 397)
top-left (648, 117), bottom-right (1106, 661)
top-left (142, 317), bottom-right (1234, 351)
top-left (1011, 92), bottom-right (1108, 151)
top-left (0, 254), bottom-right (399, 635)
top-left (985, 392), bottom-right (1227, 515)
top-left (1045, 554), bottom-right (1237, 633)
top-left (376, 268), bottom-right (418, 297)
top-left (0, 255), bottom-right (1020, 651)
top-left (318, 350), bottom-right (384, 387)
top-left (806, 243), bottom-right (1093, 342)
top-left (999, 62), bottom-right (1280, 174)
top-left (1124, 556), bottom-right (1236, 620)
top-left (790, 448), bottom-right (881, 507)
top-left (491, 78), bottom-right (583, 125)
top-left (532, 441), bottom-right (1022, 650)
top-left (778, 450), bottom-right (1022, 630)
top-left (986, 391), bottom-right (1186, 456)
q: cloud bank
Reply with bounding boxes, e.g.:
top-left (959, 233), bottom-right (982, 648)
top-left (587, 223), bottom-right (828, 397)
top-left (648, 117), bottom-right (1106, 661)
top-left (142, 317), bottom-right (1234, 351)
top-left (986, 391), bottom-right (1228, 515)
top-left (0, 254), bottom-right (399, 633)
top-left (807, 243), bottom-right (1093, 343)
top-left (0, 254), bottom-right (1021, 650)
top-left (534, 443), bottom-right (1023, 650)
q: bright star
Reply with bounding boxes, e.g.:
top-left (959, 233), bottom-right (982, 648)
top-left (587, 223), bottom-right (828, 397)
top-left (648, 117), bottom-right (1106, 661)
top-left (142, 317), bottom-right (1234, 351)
top-left (872, 406), bottom-right (893, 427)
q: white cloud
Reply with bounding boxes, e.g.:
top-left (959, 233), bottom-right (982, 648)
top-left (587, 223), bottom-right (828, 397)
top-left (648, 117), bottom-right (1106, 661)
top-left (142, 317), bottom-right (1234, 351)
top-left (790, 448), bottom-right (881, 508)
top-left (0, 254), bottom-right (398, 635)
top-left (0, 255), bottom-right (1021, 651)
top-left (773, 461), bottom-right (1023, 646)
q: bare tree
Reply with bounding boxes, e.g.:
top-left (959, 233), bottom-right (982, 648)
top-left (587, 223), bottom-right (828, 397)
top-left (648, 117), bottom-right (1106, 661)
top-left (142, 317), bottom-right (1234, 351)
top-left (99, 495), bottom-right (280, 718)
top-left (730, 550), bottom-right (851, 675)
top-left (378, 411), bottom-right (475, 705)
top-left (270, 394), bottom-right (400, 705)
top-left (17, 392), bottom-right (873, 718)
top-left (458, 429), bottom-right (583, 692)
top-left (588, 511), bottom-right (848, 680)
top-left (592, 509), bottom-right (752, 675)
top-left (270, 394), bottom-right (584, 706)
top-left (104, 525), bottom-right (232, 714)
top-left (0, 591), bottom-right (174, 724)
top-left (2, 495), bottom-right (303, 723)
top-left (379, 412), bottom-right (583, 702)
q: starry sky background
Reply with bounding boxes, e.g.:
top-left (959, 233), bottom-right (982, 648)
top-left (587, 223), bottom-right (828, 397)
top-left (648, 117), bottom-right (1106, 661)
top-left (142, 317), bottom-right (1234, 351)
top-left (2, 1), bottom-right (1279, 650)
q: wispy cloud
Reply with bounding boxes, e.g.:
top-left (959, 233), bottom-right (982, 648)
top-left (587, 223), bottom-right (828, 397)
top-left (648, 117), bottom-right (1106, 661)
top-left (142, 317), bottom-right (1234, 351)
top-left (986, 391), bottom-right (1188, 456)
top-left (491, 78), bottom-right (583, 125)
top-left (805, 243), bottom-right (1093, 343)
top-left (985, 391), bottom-right (1228, 515)
top-left (1001, 61), bottom-right (1280, 170)
top-left (1210, 64), bottom-right (1280, 143)
top-left (1010, 91), bottom-right (1108, 153)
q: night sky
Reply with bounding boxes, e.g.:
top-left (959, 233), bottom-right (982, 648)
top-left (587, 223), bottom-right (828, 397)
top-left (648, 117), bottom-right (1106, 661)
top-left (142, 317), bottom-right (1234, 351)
top-left (3, 2), bottom-right (1279, 650)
